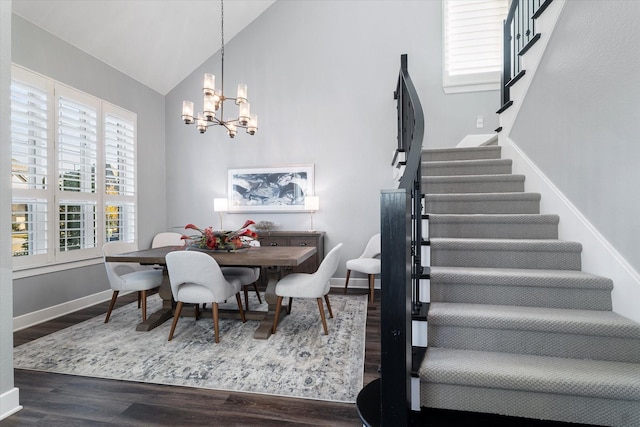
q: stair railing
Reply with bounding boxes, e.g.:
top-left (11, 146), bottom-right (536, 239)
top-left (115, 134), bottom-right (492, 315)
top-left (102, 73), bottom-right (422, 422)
top-left (379, 53), bottom-right (424, 425)
top-left (499, 0), bottom-right (553, 113)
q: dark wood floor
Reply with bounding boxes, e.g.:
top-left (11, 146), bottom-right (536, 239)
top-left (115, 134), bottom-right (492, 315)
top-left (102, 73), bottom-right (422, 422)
top-left (4, 288), bottom-right (378, 426)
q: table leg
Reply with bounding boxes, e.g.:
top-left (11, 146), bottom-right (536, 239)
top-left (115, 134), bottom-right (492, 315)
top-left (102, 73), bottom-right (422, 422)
top-left (136, 268), bottom-right (173, 332)
top-left (253, 277), bottom-right (289, 339)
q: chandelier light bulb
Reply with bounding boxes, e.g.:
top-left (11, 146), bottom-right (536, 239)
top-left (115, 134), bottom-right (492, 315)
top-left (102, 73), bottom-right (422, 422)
top-left (247, 114), bottom-right (258, 135)
top-left (196, 113), bottom-right (207, 133)
top-left (203, 94), bottom-right (216, 120)
top-left (236, 83), bottom-right (247, 105)
top-left (238, 102), bottom-right (250, 126)
top-left (182, 100), bottom-right (194, 124)
top-left (227, 122), bottom-right (237, 138)
top-left (203, 73), bottom-right (215, 96)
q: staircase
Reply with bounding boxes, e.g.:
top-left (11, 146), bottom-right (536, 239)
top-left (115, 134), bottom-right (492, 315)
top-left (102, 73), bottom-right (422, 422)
top-left (418, 145), bottom-right (640, 426)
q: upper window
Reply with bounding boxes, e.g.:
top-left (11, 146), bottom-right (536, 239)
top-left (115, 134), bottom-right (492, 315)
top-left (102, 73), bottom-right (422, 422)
top-left (442, 0), bottom-right (508, 93)
top-left (10, 64), bottom-right (137, 270)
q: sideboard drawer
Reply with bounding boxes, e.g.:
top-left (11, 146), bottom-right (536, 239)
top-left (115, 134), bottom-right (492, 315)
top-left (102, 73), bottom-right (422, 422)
top-left (260, 237), bottom-right (288, 247)
top-left (289, 237), bottom-right (316, 248)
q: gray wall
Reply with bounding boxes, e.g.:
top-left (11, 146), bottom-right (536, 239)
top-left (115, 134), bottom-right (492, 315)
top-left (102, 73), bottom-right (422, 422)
top-left (11, 15), bottom-right (167, 317)
top-left (165, 0), bottom-right (500, 271)
top-left (510, 0), bottom-right (640, 274)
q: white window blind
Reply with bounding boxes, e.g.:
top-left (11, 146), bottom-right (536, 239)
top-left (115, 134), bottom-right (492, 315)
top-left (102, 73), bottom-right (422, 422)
top-left (58, 96), bottom-right (98, 193)
top-left (10, 64), bottom-right (138, 271)
top-left (11, 80), bottom-right (48, 190)
top-left (443, 0), bottom-right (508, 93)
top-left (105, 112), bottom-right (135, 197)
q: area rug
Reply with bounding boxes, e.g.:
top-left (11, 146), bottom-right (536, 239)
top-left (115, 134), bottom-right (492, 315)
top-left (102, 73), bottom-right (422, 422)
top-left (13, 293), bottom-right (367, 403)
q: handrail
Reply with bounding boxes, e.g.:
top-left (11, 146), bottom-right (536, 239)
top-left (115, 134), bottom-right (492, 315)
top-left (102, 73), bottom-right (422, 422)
top-left (379, 53), bottom-right (424, 425)
top-left (499, 0), bottom-right (553, 113)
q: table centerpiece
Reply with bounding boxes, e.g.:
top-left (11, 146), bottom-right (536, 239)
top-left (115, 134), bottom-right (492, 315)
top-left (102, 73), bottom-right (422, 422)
top-left (181, 220), bottom-right (258, 251)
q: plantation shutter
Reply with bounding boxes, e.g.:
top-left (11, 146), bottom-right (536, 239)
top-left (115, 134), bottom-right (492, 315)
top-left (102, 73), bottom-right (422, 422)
top-left (11, 73), bottom-right (51, 259)
top-left (57, 96), bottom-right (98, 193)
top-left (104, 106), bottom-right (137, 243)
top-left (443, 0), bottom-right (508, 92)
top-left (11, 80), bottom-right (49, 190)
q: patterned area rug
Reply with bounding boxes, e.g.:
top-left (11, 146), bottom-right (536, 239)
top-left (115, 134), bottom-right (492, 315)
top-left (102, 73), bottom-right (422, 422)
top-left (13, 293), bottom-right (367, 403)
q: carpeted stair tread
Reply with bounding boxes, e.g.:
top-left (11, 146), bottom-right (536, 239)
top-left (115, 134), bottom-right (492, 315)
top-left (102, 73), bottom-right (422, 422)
top-left (423, 174), bottom-right (525, 194)
top-left (430, 237), bottom-right (582, 252)
top-left (430, 266), bottom-right (613, 291)
top-left (430, 238), bottom-right (582, 270)
top-left (425, 192), bottom-right (541, 214)
top-left (420, 347), bottom-right (640, 401)
top-left (428, 214), bottom-right (559, 239)
top-left (422, 146), bottom-right (501, 162)
top-left (422, 158), bottom-right (512, 176)
top-left (428, 302), bottom-right (640, 339)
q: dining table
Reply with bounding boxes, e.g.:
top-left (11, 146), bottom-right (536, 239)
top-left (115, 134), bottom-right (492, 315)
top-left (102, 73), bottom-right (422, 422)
top-left (105, 244), bottom-right (317, 339)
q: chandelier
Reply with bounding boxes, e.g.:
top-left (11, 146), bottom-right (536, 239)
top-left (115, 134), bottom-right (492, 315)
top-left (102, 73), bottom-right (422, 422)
top-left (181, 0), bottom-right (257, 138)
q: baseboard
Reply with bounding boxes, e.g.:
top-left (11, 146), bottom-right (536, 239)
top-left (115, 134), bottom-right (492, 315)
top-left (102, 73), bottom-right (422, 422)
top-left (329, 277), bottom-right (379, 291)
top-left (13, 289), bottom-right (115, 332)
top-left (500, 136), bottom-right (640, 323)
top-left (0, 388), bottom-right (22, 422)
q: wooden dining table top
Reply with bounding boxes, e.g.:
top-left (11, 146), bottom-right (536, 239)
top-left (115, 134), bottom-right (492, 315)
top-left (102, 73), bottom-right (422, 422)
top-left (105, 245), bottom-right (317, 267)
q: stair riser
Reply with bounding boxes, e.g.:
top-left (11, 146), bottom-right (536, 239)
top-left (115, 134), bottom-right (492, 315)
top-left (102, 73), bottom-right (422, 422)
top-left (428, 325), bottom-right (640, 363)
top-left (431, 248), bottom-right (581, 270)
top-left (423, 162), bottom-right (511, 177)
top-left (420, 383), bottom-right (640, 427)
top-left (430, 284), bottom-right (613, 311)
top-left (429, 222), bottom-right (557, 239)
top-left (423, 179), bottom-right (524, 194)
top-left (422, 147), bottom-right (501, 162)
top-left (425, 199), bottom-right (540, 215)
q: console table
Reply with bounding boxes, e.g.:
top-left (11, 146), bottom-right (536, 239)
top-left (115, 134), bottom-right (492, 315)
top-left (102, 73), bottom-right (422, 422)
top-left (258, 231), bottom-right (325, 275)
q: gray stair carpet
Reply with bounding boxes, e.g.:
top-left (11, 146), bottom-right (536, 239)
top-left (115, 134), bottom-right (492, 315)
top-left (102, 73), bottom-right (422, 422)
top-left (419, 145), bottom-right (640, 426)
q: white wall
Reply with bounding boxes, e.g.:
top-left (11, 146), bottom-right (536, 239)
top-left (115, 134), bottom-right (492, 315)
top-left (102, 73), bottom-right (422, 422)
top-left (1, 1), bottom-right (21, 420)
top-left (165, 0), bottom-right (500, 274)
top-left (507, 0), bottom-right (640, 320)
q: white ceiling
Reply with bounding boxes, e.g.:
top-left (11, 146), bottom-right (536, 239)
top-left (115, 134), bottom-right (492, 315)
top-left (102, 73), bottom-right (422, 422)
top-left (11, 0), bottom-right (276, 95)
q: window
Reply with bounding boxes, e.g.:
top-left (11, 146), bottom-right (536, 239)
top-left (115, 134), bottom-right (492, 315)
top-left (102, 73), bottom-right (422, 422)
top-left (10, 64), bottom-right (137, 270)
top-left (442, 0), bottom-right (508, 93)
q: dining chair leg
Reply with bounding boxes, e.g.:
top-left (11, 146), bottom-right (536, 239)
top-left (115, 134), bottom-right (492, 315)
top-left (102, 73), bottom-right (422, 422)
top-left (243, 287), bottom-right (250, 311)
top-left (137, 291), bottom-right (141, 309)
top-left (141, 290), bottom-right (147, 321)
top-left (272, 296), bottom-right (284, 334)
top-left (235, 293), bottom-right (246, 323)
top-left (104, 290), bottom-right (119, 323)
top-left (324, 295), bottom-right (334, 318)
top-left (168, 301), bottom-right (183, 341)
top-left (194, 303), bottom-right (200, 321)
top-left (253, 282), bottom-right (262, 304)
top-left (287, 297), bottom-right (293, 315)
top-left (317, 298), bottom-right (329, 335)
top-left (213, 302), bottom-right (220, 343)
top-left (344, 270), bottom-right (351, 293)
top-left (368, 274), bottom-right (376, 304)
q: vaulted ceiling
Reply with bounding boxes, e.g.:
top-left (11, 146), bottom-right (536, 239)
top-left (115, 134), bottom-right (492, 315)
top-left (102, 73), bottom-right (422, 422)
top-left (12, 0), bottom-right (276, 95)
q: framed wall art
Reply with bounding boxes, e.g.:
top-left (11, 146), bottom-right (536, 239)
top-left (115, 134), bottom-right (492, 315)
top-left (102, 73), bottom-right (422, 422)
top-left (227, 164), bottom-right (314, 212)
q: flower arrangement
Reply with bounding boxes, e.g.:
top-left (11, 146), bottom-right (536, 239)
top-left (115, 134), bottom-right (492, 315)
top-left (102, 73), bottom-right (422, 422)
top-left (182, 220), bottom-right (258, 251)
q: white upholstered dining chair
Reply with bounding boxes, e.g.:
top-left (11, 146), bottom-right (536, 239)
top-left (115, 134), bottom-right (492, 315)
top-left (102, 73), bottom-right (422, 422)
top-left (165, 250), bottom-right (246, 343)
top-left (272, 243), bottom-right (343, 336)
top-left (102, 241), bottom-right (164, 324)
top-left (343, 233), bottom-right (381, 303)
top-left (221, 267), bottom-right (262, 310)
top-left (151, 231), bottom-right (185, 248)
